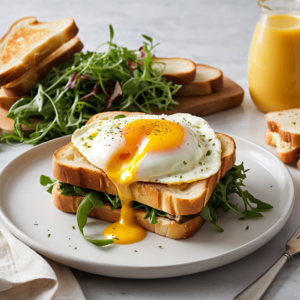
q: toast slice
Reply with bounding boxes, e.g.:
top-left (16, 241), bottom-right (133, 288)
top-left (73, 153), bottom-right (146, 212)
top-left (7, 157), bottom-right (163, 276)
top-left (0, 88), bottom-right (23, 110)
top-left (175, 64), bottom-right (223, 97)
top-left (265, 129), bottom-right (300, 166)
top-left (53, 112), bottom-right (236, 215)
top-left (152, 58), bottom-right (196, 84)
top-left (0, 17), bottom-right (78, 85)
top-left (3, 37), bottom-right (83, 97)
top-left (0, 107), bottom-right (40, 137)
top-left (266, 109), bottom-right (300, 147)
top-left (52, 184), bottom-right (204, 240)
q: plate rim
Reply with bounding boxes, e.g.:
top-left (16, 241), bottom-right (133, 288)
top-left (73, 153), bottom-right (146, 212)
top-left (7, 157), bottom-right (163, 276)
top-left (0, 134), bottom-right (295, 278)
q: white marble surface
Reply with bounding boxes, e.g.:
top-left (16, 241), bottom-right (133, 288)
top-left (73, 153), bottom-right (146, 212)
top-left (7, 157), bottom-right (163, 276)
top-left (0, 0), bottom-right (300, 299)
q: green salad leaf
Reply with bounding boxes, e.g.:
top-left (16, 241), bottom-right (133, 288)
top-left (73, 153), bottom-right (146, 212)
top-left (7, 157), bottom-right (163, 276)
top-left (2, 26), bottom-right (181, 146)
top-left (76, 190), bottom-right (114, 247)
top-left (200, 163), bottom-right (273, 232)
top-left (40, 175), bottom-right (57, 194)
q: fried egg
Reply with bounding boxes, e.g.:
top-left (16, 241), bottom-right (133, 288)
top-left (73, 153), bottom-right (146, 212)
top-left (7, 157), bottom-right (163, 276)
top-left (72, 113), bottom-right (222, 245)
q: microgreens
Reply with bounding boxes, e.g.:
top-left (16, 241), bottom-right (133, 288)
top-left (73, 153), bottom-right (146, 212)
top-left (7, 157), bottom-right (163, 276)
top-left (200, 163), bottom-right (273, 232)
top-left (2, 26), bottom-right (181, 146)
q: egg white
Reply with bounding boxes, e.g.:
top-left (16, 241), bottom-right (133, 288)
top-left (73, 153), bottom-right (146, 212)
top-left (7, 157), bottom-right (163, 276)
top-left (72, 113), bottom-right (222, 184)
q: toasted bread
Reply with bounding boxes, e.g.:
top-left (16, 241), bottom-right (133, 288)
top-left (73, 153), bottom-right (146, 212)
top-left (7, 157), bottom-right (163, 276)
top-left (52, 184), bottom-right (204, 240)
top-left (0, 17), bottom-right (78, 86)
top-left (52, 112), bottom-right (236, 216)
top-left (265, 129), bottom-right (300, 165)
top-left (3, 37), bottom-right (83, 97)
top-left (0, 88), bottom-right (23, 110)
top-left (266, 109), bottom-right (300, 147)
top-left (0, 107), bottom-right (40, 137)
top-left (175, 64), bottom-right (223, 97)
top-left (152, 58), bottom-right (196, 84)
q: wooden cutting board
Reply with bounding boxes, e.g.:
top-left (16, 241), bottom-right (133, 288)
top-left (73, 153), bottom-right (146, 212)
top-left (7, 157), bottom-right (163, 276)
top-left (155, 76), bottom-right (244, 116)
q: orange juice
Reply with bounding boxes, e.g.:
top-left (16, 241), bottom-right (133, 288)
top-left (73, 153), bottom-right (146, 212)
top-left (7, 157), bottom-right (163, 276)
top-left (248, 14), bottom-right (300, 112)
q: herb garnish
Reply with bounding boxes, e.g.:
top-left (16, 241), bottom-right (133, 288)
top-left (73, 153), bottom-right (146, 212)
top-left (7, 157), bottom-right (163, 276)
top-left (206, 150), bottom-right (212, 156)
top-left (2, 26), bottom-right (180, 145)
top-left (200, 163), bottom-right (273, 232)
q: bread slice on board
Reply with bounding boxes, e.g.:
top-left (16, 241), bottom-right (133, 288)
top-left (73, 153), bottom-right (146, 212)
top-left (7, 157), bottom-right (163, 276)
top-left (152, 58), bottom-right (196, 84)
top-left (266, 109), bottom-right (300, 147)
top-left (0, 107), bottom-right (40, 137)
top-left (3, 37), bottom-right (83, 97)
top-left (0, 88), bottom-right (22, 110)
top-left (52, 184), bottom-right (204, 240)
top-left (175, 64), bottom-right (223, 97)
top-left (52, 112), bottom-right (236, 216)
top-left (0, 17), bottom-right (78, 86)
top-left (265, 129), bottom-right (300, 166)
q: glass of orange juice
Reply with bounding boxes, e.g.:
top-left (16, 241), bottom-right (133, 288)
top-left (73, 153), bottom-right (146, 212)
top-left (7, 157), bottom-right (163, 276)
top-left (248, 0), bottom-right (300, 112)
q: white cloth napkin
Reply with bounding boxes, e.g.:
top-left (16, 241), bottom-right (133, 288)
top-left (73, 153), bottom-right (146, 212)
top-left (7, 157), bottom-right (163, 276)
top-left (0, 220), bottom-right (86, 300)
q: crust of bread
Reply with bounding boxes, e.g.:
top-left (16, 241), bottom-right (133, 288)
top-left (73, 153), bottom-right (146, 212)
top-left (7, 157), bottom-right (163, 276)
top-left (3, 37), bottom-right (83, 96)
top-left (52, 183), bottom-right (204, 239)
top-left (175, 64), bottom-right (223, 97)
top-left (0, 88), bottom-right (23, 110)
top-left (0, 107), bottom-right (40, 137)
top-left (297, 158), bottom-right (300, 171)
top-left (152, 58), bottom-right (196, 84)
top-left (0, 17), bottom-right (78, 85)
top-left (266, 109), bottom-right (300, 147)
top-left (53, 112), bottom-right (236, 215)
top-left (265, 129), bottom-right (300, 163)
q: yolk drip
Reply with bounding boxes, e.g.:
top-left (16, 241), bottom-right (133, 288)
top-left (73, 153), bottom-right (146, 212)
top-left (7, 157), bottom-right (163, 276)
top-left (103, 119), bottom-right (185, 244)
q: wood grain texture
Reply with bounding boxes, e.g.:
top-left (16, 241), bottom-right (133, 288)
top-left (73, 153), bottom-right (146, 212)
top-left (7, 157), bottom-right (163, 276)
top-left (156, 76), bottom-right (244, 117)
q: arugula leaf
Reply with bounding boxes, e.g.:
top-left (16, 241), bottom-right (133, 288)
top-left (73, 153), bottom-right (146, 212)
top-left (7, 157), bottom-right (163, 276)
top-left (60, 185), bottom-right (76, 196)
top-left (104, 191), bottom-right (121, 211)
top-left (201, 163), bottom-right (273, 231)
top-left (134, 203), bottom-right (166, 224)
top-left (76, 192), bottom-right (114, 247)
top-left (40, 175), bottom-right (57, 194)
top-left (2, 26), bottom-right (181, 146)
top-left (109, 24), bottom-right (114, 41)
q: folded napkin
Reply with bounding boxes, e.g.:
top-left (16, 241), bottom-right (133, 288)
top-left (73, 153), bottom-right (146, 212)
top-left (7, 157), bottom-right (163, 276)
top-left (0, 220), bottom-right (86, 300)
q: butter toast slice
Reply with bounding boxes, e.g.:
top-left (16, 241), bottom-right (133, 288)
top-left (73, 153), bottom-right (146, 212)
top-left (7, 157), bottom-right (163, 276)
top-left (266, 109), bottom-right (300, 147)
top-left (3, 37), bottom-right (83, 96)
top-left (0, 17), bottom-right (78, 85)
top-left (52, 183), bottom-right (204, 240)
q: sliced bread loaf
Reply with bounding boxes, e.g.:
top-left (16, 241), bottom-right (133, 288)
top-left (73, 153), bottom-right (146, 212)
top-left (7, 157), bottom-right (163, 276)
top-left (175, 64), bottom-right (223, 97)
top-left (266, 109), bottom-right (300, 147)
top-left (152, 57), bottom-right (196, 84)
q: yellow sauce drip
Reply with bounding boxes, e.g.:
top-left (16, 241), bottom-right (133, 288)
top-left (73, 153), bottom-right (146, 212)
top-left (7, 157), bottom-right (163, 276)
top-left (103, 119), bottom-right (185, 244)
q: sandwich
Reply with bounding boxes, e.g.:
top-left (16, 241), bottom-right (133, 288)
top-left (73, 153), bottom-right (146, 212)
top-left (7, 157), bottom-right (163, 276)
top-left (41, 111), bottom-right (273, 246)
top-left (0, 17), bottom-right (82, 137)
top-left (265, 108), bottom-right (300, 170)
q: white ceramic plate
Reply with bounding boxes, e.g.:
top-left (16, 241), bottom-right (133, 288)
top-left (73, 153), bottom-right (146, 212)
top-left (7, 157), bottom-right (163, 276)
top-left (0, 135), bottom-right (294, 279)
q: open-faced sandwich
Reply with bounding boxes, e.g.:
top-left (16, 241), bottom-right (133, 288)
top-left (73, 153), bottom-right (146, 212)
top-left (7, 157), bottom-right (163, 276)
top-left (41, 112), bottom-right (273, 246)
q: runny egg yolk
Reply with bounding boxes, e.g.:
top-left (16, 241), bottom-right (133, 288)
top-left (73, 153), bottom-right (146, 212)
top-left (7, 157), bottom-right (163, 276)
top-left (103, 119), bottom-right (185, 244)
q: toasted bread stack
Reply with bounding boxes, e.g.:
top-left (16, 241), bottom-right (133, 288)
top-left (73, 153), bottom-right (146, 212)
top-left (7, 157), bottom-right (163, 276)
top-left (0, 17), bottom-right (83, 137)
top-left (265, 108), bottom-right (300, 170)
top-left (51, 111), bottom-right (236, 239)
top-left (153, 58), bottom-right (223, 97)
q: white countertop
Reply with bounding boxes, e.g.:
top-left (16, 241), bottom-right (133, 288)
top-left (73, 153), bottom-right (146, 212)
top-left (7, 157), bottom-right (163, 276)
top-left (1, 1), bottom-right (300, 299)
